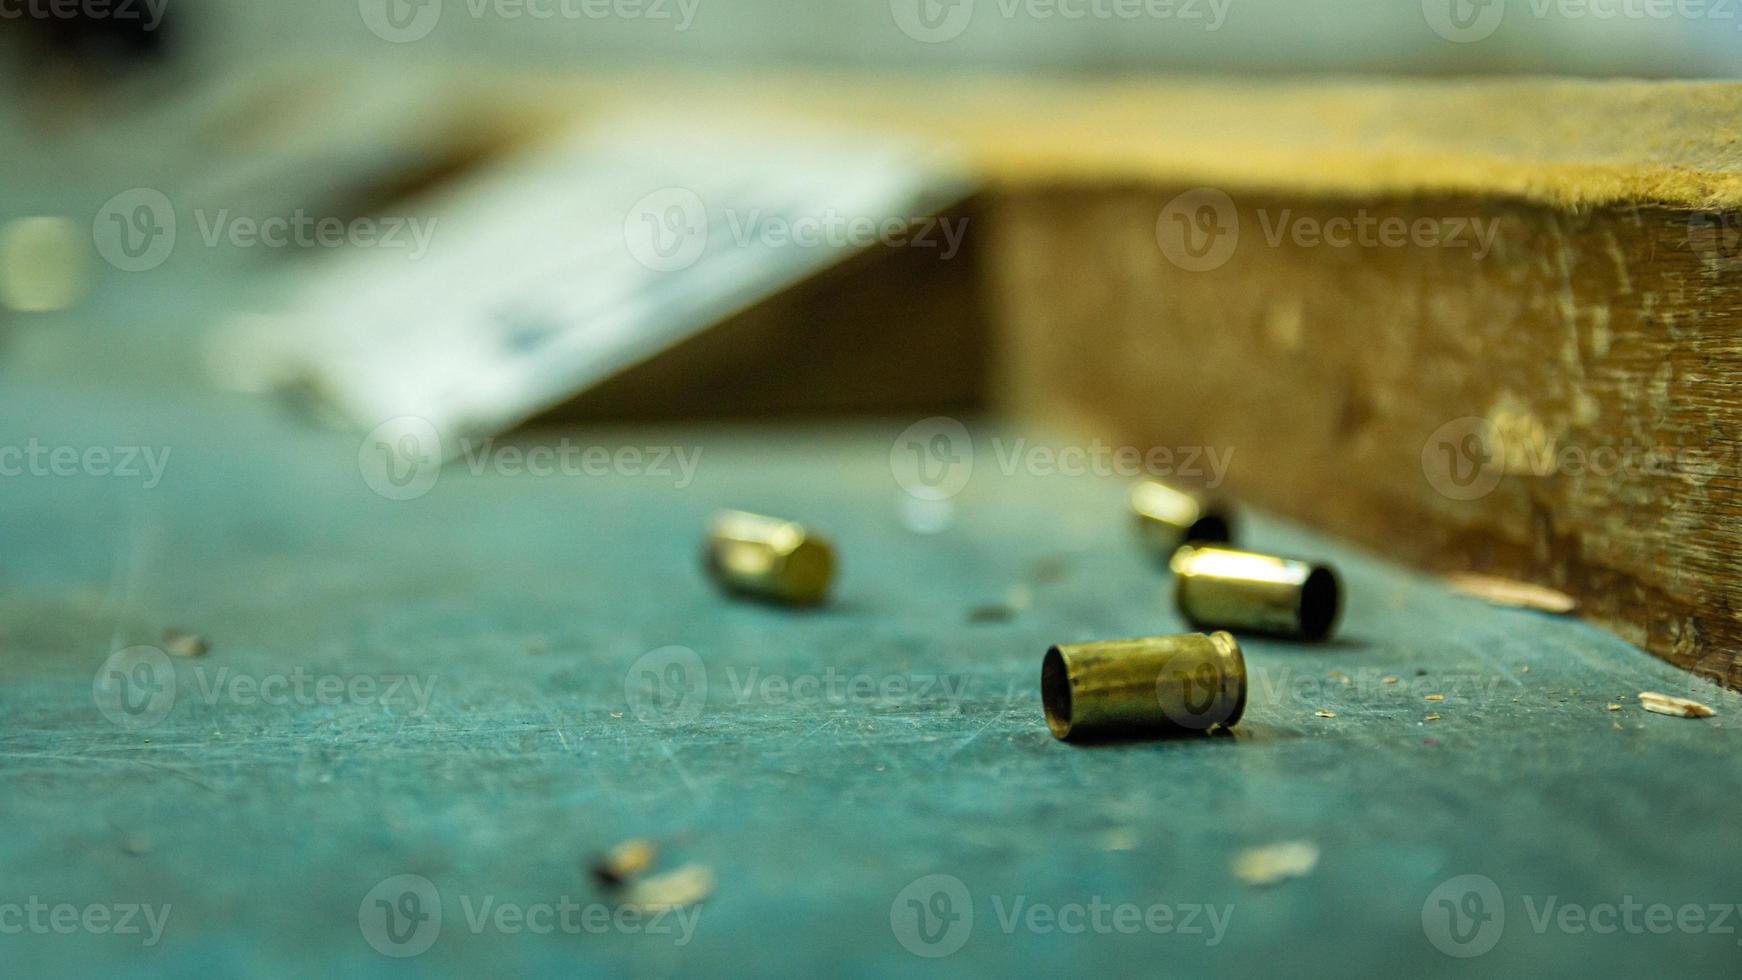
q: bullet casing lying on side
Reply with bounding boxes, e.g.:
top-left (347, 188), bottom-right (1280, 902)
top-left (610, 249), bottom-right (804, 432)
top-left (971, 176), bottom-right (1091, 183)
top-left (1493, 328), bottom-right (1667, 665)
top-left (1172, 544), bottom-right (1341, 641)
top-left (1129, 480), bottom-right (1234, 556)
top-left (704, 510), bottom-right (835, 606)
top-left (1042, 631), bottom-right (1247, 741)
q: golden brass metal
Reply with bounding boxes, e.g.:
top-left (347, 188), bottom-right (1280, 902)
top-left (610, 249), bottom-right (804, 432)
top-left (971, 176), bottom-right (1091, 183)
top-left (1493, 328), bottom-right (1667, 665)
top-left (590, 838), bottom-right (657, 889)
top-left (1130, 480), bottom-right (1233, 555)
top-left (1042, 631), bottom-right (1247, 741)
top-left (704, 510), bottom-right (835, 606)
top-left (1171, 544), bottom-right (1341, 641)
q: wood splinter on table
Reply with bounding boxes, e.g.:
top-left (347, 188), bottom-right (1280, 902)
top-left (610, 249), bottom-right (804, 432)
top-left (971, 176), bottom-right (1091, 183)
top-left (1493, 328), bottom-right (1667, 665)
top-left (624, 863), bottom-right (715, 912)
top-left (161, 627), bottom-right (210, 657)
top-left (1445, 574), bottom-right (1578, 615)
top-left (1231, 841), bottom-right (1320, 886)
top-left (1637, 691), bottom-right (1716, 719)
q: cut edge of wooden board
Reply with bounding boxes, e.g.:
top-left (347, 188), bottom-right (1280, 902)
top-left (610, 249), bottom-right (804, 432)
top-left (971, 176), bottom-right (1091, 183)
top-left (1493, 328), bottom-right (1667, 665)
top-left (486, 70), bottom-right (1742, 210)
top-left (933, 77), bottom-right (1742, 210)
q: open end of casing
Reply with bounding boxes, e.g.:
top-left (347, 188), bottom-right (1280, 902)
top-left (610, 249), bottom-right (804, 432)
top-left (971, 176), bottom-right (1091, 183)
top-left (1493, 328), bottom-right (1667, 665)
top-left (1299, 566), bottom-right (1341, 641)
top-left (1041, 646), bottom-right (1073, 740)
top-left (1208, 630), bottom-right (1249, 728)
top-left (1184, 512), bottom-right (1231, 546)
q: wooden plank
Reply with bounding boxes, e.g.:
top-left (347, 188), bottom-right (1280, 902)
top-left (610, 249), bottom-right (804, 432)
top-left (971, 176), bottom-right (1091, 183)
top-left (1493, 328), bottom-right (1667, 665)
top-left (988, 186), bottom-right (1742, 689)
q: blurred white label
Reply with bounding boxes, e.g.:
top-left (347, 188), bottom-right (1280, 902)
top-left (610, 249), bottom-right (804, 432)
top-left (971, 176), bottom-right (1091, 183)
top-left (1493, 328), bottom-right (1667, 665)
top-left (238, 112), bottom-right (972, 451)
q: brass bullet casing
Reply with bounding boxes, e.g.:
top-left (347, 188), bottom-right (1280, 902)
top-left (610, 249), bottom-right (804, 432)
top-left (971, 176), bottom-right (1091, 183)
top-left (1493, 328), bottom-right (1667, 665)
top-left (1130, 480), bottom-right (1233, 556)
top-left (590, 838), bottom-right (657, 889)
top-left (704, 510), bottom-right (835, 606)
top-left (1042, 631), bottom-right (1247, 741)
top-left (1171, 545), bottom-right (1341, 641)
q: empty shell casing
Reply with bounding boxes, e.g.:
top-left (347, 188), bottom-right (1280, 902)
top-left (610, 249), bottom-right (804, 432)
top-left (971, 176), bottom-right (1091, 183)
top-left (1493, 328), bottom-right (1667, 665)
top-left (590, 838), bottom-right (657, 889)
top-left (704, 510), bottom-right (835, 606)
top-left (1042, 631), bottom-right (1247, 741)
top-left (1172, 545), bottom-right (1341, 641)
top-left (1130, 480), bottom-right (1234, 555)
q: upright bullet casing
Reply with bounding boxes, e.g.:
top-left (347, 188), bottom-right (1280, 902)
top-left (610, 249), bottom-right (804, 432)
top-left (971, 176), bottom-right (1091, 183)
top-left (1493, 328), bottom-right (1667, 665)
top-left (1130, 480), bottom-right (1233, 556)
top-left (1172, 545), bottom-right (1341, 641)
top-left (1042, 631), bottom-right (1247, 741)
top-left (704, 510), bottom-right (835, 606)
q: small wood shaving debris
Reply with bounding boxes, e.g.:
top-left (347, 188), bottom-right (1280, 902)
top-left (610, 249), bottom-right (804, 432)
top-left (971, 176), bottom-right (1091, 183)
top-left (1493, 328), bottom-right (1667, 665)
top-left (161, 628), bottom-right (209, 657)
top-left (1424, 694), bottom-right (1445, 702)
top-left (1382, 676), bottom-right (1399, 685)
top-left (967, 604), bottom-right (1017, 624)
top-left (1637, 692), bottom-right (1715, 719)
top-left (1424, 714), bottom-right (1441, 722)
top-left (1606, 704), bottom-right (1621, 712)
top-left (626, 863), bottom-right (714, 910)
top-left (1315, 709), bottom-right (1336, 718)
top-left (1099, 828), bottom-right (1140, 851)
top-left (590, 838), bottom-right (657, 888)
top-left (1232, 841), bottom-right (1319, 886)
top-left (1445, 573), bottom-right (1577, 614)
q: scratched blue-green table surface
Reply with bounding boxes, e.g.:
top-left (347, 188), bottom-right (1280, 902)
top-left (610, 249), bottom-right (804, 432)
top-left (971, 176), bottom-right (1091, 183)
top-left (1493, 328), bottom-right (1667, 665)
top-left (5, 351), bottom-right (1742, 977)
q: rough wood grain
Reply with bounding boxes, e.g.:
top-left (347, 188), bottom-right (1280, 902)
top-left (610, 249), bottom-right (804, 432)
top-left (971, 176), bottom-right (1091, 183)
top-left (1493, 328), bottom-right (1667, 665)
top-left (988, 186), bottom-right (1742, 690)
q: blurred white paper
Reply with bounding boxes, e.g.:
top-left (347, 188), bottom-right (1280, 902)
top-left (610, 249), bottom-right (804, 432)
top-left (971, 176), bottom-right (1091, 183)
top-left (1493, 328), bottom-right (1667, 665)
top-left (232, 111), bottom-right (973, 454)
